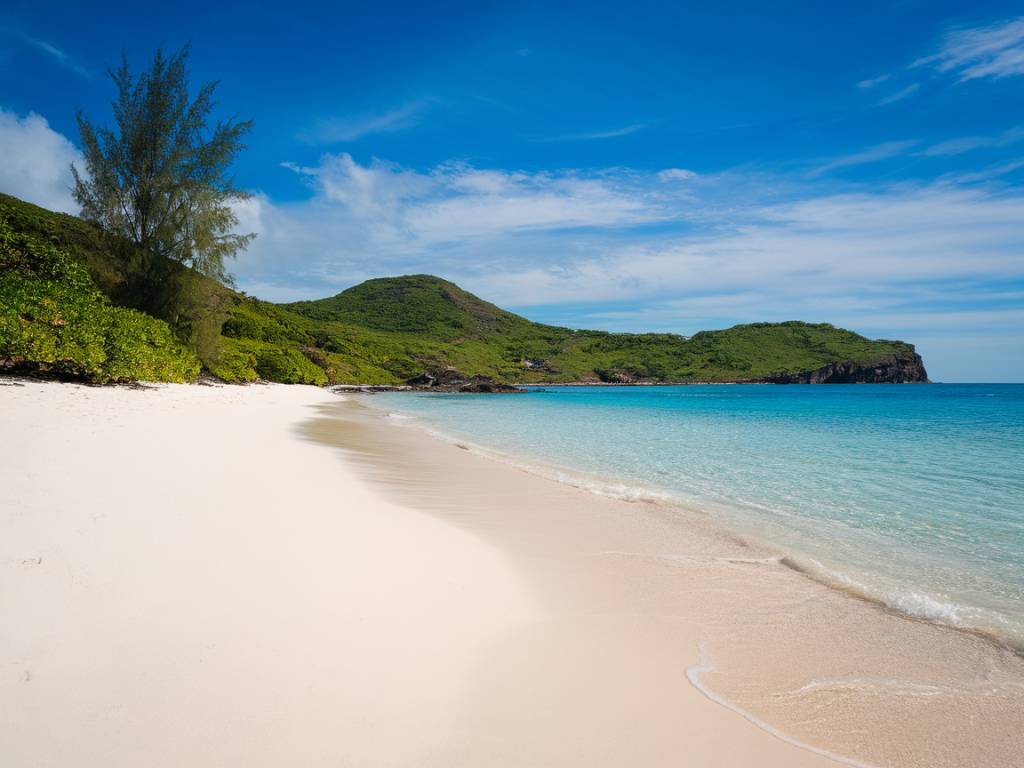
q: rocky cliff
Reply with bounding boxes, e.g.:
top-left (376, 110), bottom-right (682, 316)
top-left (757, 353), bottom-right (929, 384)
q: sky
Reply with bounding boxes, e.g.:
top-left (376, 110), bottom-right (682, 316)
top-left (1, 1), bottom-right (1023, 382)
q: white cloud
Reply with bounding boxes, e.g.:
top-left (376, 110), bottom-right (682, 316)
top-left (542, 124), bottom-right (646, 141)
top-left (857, 73), bottom-right (891, 89)
top-left (301, 100), bottom-right (429, 143)
top-left (921, 124), bottom-right (1024, 156)
top-left (282, 153), bottom-right (658, 240)
top-left (876, 83), bottom-right (920, 105)
top-left (946, 157), bottom-right (1024, 184)
top-left (0, 108), bottom-right (81, 213)
top-left (234, 154), bottom-right (668, 298)
top-left (467, 183), bottom-right (1024, 309)
top-left (658, 168), bottom-right (698, 182)
top-left (916, 16), bottom-right (1024, 81)
top-left (809, 140), bottom-right (917, 176)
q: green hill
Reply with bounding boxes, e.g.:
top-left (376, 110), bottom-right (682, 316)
top-left (285, 275), bottom-right (530, 338)
top-left (0, 193), bottom-right (928, 385)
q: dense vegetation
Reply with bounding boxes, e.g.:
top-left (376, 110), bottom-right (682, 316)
top-left (0, 198), bottom-right (200, 383)
top-left (0, 193), bottom-right (925, 385)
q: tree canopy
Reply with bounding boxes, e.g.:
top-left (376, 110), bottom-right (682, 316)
top-left (72, 46), bottom-right (253, 286)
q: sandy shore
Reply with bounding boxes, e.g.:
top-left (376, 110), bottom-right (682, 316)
top-left (2, 381), bottom-right (535, 767)
top-left (2, 382), bottom-right (1022, 767)
top-left (311, 395), bottom-right (1024, 768)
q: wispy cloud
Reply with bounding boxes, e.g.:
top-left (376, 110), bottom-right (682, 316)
top-left (915, 16), bottom-right (1024, 81)
top-left (857, 73), bottom-right (891, 89)
top-left (920, 124), bottom-right (1024, 156)
top-left (658, 168), bottom-right (698, 182)
top-left (301, 100), bottom-right (429, 143)
top-left (19, 34), bottom-right (90, 77)
top-left (946, 157), bottom-right (1024, 184)
top-left (809, 140), bottom-right (917, 176)
top-left (876, 83), bottom-right (920, 106)
top-left (471, 184), bottom-right (1024, 306)
top-left (276, 153), bottom-right (660, 245)
top-left (541, 123), bottom-right (646, 142)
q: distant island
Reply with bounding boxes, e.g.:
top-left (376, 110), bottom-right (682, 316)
top-left (1, 193), bottom-right (927, 387)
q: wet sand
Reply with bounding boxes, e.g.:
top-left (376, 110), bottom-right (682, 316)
top-left (305, 394), bottom-right (1024, 767)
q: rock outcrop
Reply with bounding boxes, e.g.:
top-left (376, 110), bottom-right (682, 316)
top-left (756, 353), bottom-right (929, 384)
top-left (406, 369), bottom-right (524, 393)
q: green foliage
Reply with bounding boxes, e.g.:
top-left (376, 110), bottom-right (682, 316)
top-left (203, 337), bottom-right (326, 385)
top-left (202, 337), bottom-right (260, 382)
top-left (253, 346), bottom-right (328, 385)
top-left (0, 202), bottom-right (200, 383)
top-left (73, 46), bottom-right (254, 284)
top-left (222, 298), bottom-right (315, 345)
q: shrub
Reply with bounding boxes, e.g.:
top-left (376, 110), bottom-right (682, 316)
top-left (203, 337), bottom-right (327, 385)
top-left (0, 206), bottom-right (200, 383)
top-left (255, 347), bottom-right (328, 385)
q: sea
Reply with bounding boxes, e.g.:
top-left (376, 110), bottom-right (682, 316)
top-left (373, 384), bottom-right (1024, 647)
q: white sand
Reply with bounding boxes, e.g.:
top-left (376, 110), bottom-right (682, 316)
top-left (1, 381), bottom-right (848, 767)
top-left (1, 382), bottom-right (534, 767)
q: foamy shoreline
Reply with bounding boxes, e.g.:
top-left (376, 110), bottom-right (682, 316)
top-left (3, 381), bottom-right (1022, 767)
top-left (375, 398), bottom-right (1024, 652)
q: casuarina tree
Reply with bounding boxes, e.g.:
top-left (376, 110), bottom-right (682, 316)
top-left (72, 45), bottom-right (254, 356)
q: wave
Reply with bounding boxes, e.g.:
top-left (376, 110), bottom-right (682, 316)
top-left (781, 556), bottom-right (1023, 651)
top-left (686, 641), bottom-right (881, 768)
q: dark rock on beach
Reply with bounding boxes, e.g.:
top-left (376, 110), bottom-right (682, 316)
top-left (406, 369), bottom-right (524, 393)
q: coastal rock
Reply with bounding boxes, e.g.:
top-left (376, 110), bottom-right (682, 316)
top-left (757, 353), bottom-right (929, 384)
top-left (594, 368), bottom-right (651, 384)
top-left (455, 378), bottom-right (523, 393)
top-left (406, 372), bottom-right (437, 387)
top-left (406, 369), bottom-right (523, 393)
top-left (406, 368), bottom-right (466, 387)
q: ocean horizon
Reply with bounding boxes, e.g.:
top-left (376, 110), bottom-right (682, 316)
top-left (375, 383), bottom-right (1024, 648)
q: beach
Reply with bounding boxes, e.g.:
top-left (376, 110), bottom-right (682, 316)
top-left (2, 382), bottom-right (1023, 766)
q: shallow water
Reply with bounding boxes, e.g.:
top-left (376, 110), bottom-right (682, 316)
top-left (374, 384), bottom-right (1024, 646)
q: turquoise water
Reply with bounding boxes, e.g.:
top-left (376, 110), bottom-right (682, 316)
top-left (375, 384), bottom-right (1024, 645)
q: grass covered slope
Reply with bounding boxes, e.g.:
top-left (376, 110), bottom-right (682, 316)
top-left (286, 274), bottom-right (530, 338)
top-left (0, 200), bottom-right (200, 383)
top-left (0, 193), bottom-right (927, 385)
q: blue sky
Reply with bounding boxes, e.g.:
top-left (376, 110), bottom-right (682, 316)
top-left (1, 1), bottom-right (1023, 381)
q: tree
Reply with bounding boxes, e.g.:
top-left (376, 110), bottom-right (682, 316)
top-left (72, 46), bottom-right (254, 287)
